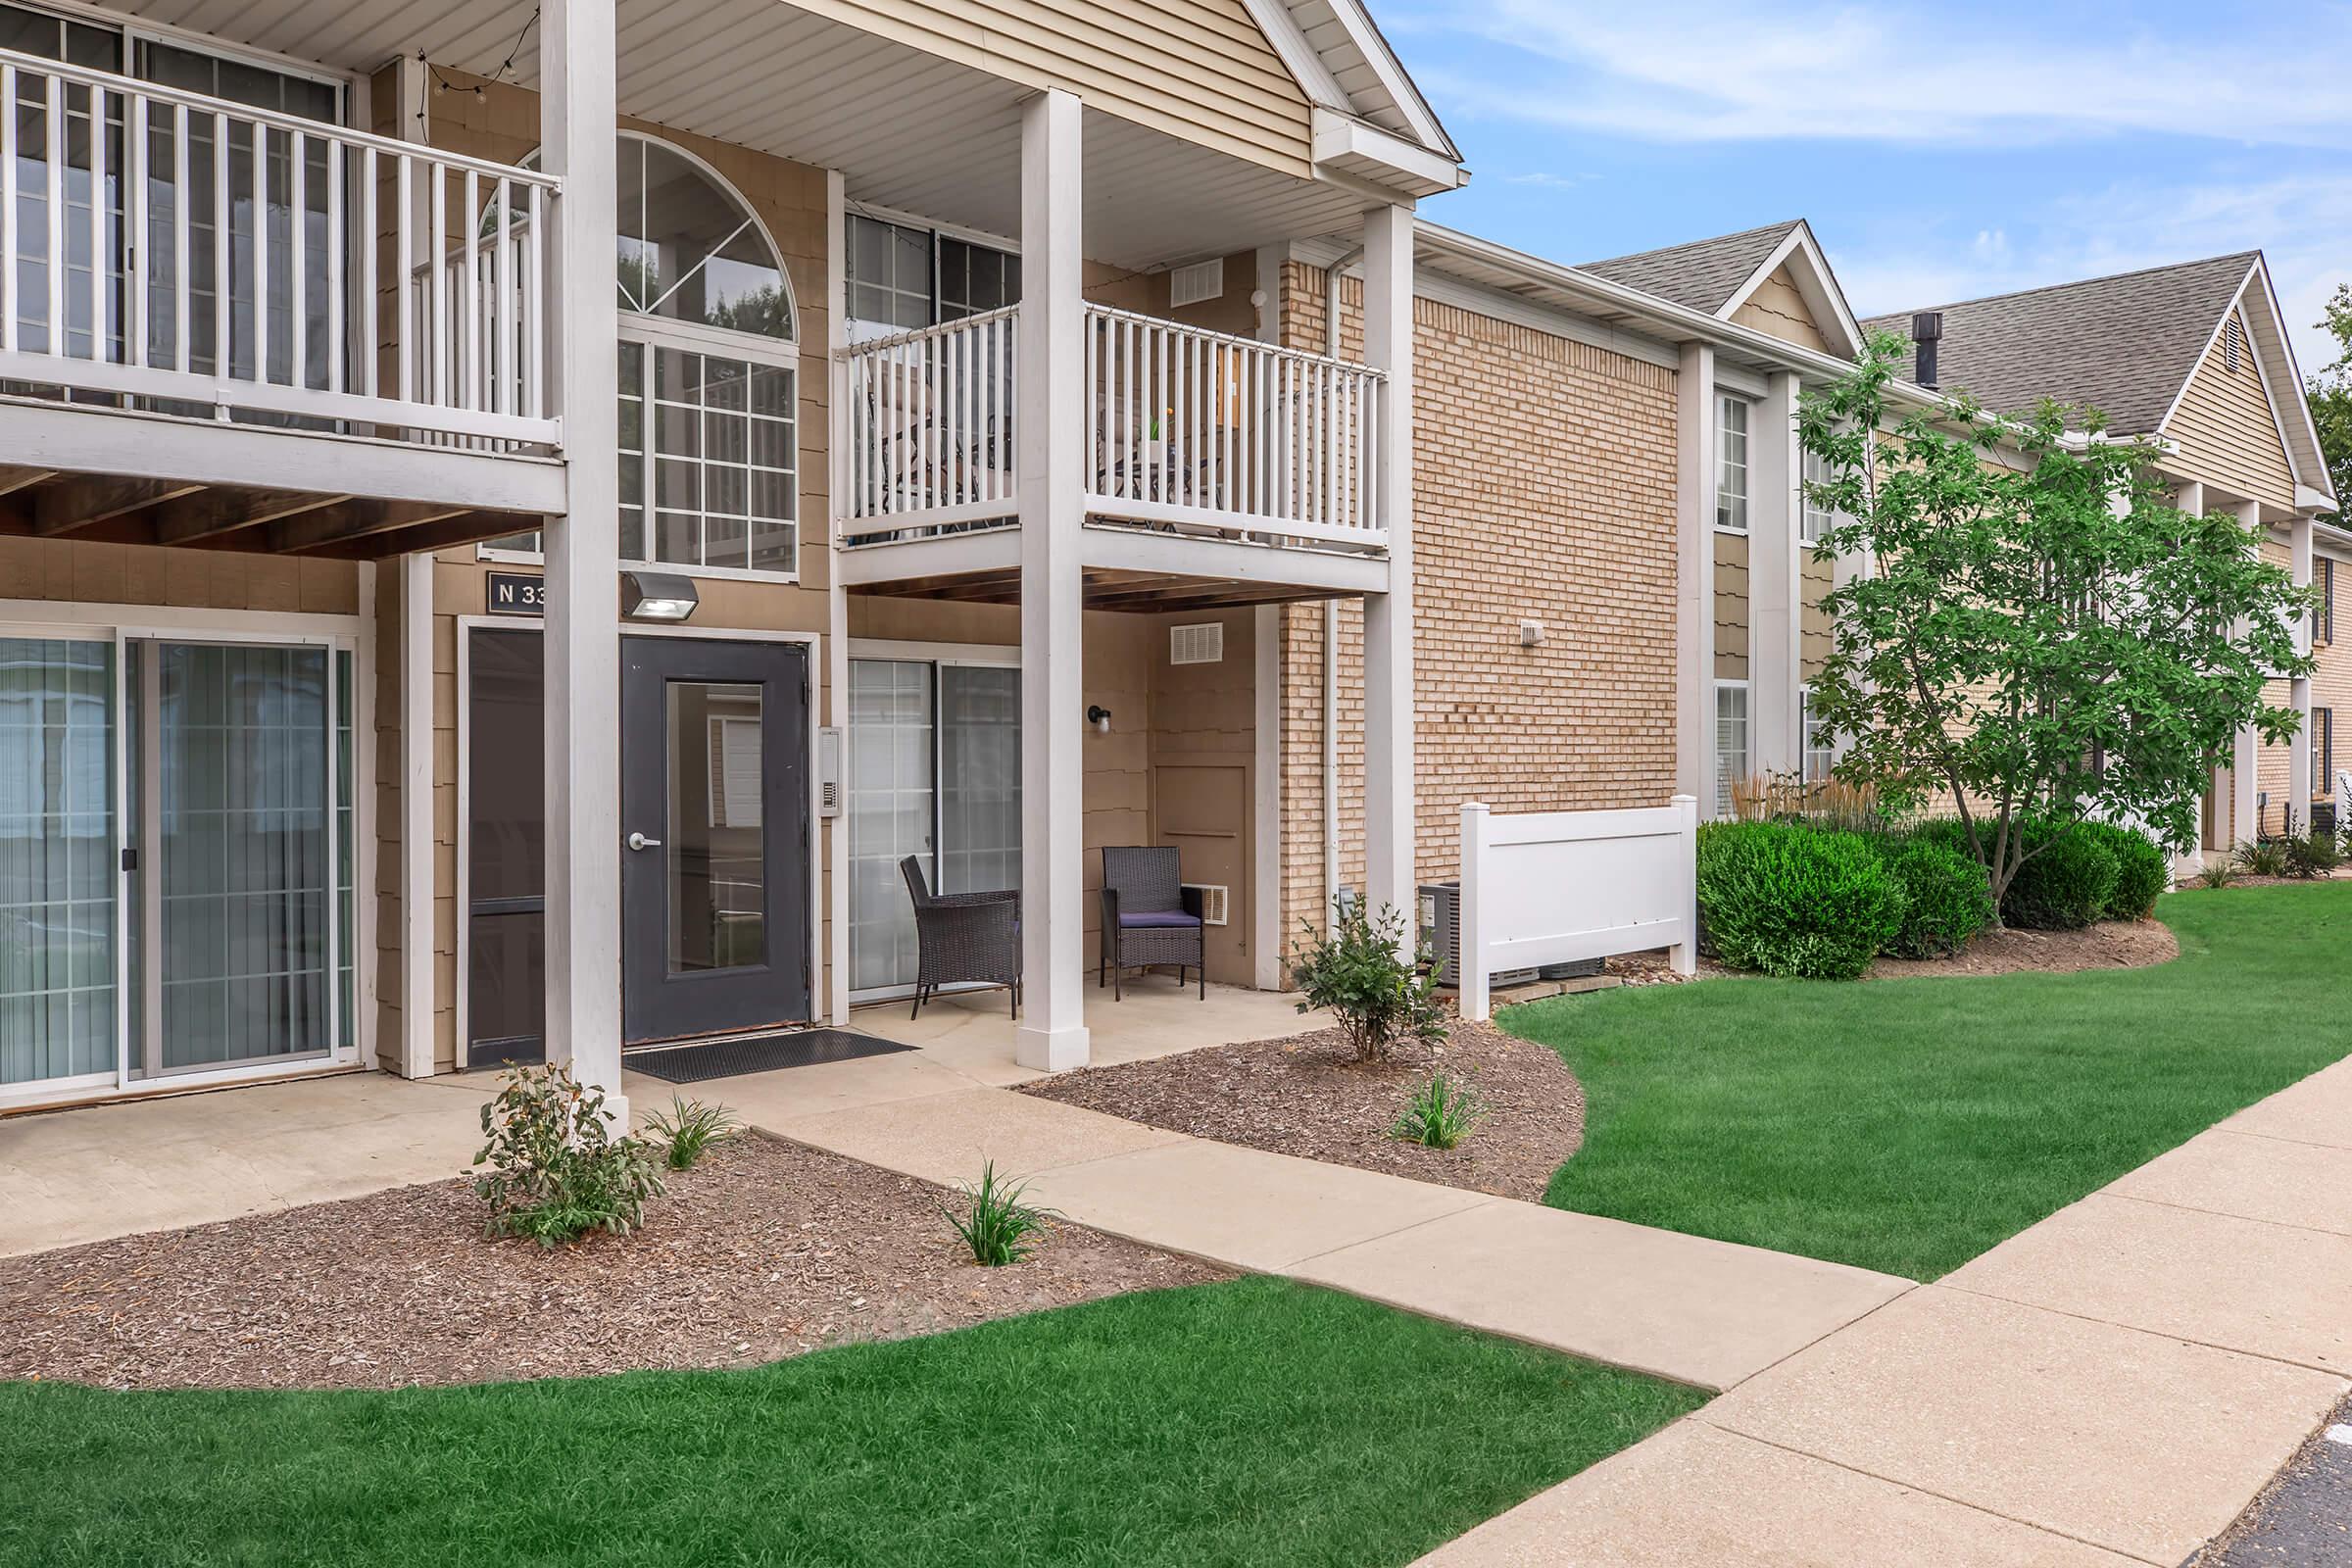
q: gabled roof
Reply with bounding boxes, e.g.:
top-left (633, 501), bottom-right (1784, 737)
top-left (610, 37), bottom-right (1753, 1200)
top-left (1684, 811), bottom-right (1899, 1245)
top-left (1240, 0), bottom-right (1464, 188)
top-left (1858, 254), bottom-right (2257, 436)
top-left (1581, 221), bottom-right (1804, 315)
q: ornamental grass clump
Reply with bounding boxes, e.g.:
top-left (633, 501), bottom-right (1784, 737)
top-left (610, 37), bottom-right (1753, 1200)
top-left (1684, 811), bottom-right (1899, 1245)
top-left (1392, 1071), bottom-right (1484, 1151)
top-left (1289, 899), bottom-right (1446, 1063)
top-left (1695, 820), bottom-right (1904, 980)
top-left (944, 1161), bottom-right (1054, 1267)
top-left (643, 1096), bottom-right (739, 1170)
top-left (473, 1062), bottom-right (664, 1248)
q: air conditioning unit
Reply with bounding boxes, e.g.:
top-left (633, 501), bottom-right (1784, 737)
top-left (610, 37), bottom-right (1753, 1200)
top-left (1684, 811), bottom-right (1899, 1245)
top-left (1420, 881), bottom-right (1602, 991)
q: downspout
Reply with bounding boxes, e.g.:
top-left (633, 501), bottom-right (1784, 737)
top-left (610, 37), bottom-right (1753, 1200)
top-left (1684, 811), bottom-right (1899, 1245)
top-left (1324, 245), bottom-right (1362, 924)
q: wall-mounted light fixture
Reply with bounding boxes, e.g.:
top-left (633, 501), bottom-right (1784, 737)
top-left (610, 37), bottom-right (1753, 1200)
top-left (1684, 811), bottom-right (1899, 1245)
top-left (1086, 705), bottom-right (1113, 734)
top-left (621, 569), bottom-right (700, 622)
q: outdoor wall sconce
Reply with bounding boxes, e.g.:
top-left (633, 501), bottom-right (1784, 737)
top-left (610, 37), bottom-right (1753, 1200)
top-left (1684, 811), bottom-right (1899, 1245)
top-left (1087, 705), bottom-right (1113, 733)
top-left (621, 569), bottom-right (700, 622)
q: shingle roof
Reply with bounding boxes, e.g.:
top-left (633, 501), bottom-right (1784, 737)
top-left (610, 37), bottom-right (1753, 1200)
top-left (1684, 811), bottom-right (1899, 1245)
top-left (1579, 220), bottom-right (1803, 315)
top-left (1860, 253), bottom-right (2259, 435)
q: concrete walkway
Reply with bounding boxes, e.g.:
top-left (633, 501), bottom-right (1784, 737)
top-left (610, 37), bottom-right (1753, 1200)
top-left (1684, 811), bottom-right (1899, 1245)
top-left (1416, 1055), bottom-right (2352, 1568)
top-left (747, 1078), bottom-right (1911, 1392)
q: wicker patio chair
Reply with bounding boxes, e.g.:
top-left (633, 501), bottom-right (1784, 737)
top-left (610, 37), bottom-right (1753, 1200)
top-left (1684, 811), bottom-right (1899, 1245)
top-left (901, 856), bottom-right (1020, 1019)
top-left (1099, 845), bottom-right (1205, 1001)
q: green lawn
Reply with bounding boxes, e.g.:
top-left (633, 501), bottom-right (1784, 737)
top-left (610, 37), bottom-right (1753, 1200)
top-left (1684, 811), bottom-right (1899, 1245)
top-left (0, 1277), bottom-right (1703, 1568)
top-left (1509, 881), bottom-right (2352, 1282)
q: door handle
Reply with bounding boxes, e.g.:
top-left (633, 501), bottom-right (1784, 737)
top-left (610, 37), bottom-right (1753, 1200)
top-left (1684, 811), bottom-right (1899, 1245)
top-left (627, 832), bottom-right (662, 851)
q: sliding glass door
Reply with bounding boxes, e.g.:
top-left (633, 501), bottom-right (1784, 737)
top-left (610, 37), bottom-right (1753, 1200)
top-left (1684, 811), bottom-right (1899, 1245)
top-left (846, 658), bottom-right (1020, 997)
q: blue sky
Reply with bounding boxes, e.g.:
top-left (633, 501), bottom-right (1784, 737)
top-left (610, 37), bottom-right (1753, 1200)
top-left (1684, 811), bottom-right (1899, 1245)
top-left (1387, 0), bottom-right (2351, 378)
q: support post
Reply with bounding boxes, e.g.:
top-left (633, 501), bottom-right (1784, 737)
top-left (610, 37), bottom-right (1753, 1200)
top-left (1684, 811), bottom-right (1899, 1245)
top-left (1675, 343), bottom-right (1719, 811)
top-left (825, 166), bottom-right (853, 1026)
top-left (1751, 368), bottom-right (1801, 776)
top-left (540, 0), bottom-right (625, 1120)
top-left (1670, 793), bottom-right (1698, 977)
top-left (399, 551), bottom-right (434, 1078)
top-left (1361, 201), bottom-right (1416, 951)
top-left (2290, 511), bottom-right (2315, 832)
top-left (2233, 499), bottom-right (2264, 845)
top-left (1457, 802), bottom-right (1489, 1022)
top-left (1014, 87), bottom-right (1089, 1072)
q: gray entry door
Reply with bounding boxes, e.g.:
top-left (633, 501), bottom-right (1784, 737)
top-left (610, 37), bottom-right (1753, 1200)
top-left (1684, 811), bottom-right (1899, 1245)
top-left (619, 637), bottom-right (811, 1044)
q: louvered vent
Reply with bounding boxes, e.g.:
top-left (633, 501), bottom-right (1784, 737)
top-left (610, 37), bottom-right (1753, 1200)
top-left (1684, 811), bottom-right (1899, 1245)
top-left (1169, 258), bottom-right (1224, 309)
top-left (1170, 621), bottom-right (1224, 664)
top-left (2224, 318), bottom-right (2244, 373)
top-left (1183, 883), bottom-right (1230, 926)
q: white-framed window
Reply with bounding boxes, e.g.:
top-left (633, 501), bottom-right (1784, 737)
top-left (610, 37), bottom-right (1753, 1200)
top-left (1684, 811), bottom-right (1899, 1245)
top-left (1801, 685), bottom-right (1835, 783)
top-left (845, 213), bottom-right (1019, 341)
top-left (486, 133), bottom-right (800, 577)
top-left (1801, 448), bottom-right (1835, 545)
top-left (1714, 680), bottom-right (1749, 816)
top-left (1716, 394), bottom-right (1750, 533)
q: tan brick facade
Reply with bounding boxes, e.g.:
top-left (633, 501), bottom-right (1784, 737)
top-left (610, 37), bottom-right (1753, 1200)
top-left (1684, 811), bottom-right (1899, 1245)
top-left (1275, 263), bottom-right (1681, 941)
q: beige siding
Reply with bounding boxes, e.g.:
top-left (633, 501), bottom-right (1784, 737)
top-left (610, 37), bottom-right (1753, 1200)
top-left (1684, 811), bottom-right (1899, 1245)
top-left (1801, 553), bottom-right (1834, 681)
top-left (794, 0), bottom-right (1313, 177)
top-left (2162, 307), bottom-right (2296, 511)
top-left (1276, 263), bottom-right (1681, 941)
top-left (1713, 530), bottom-right (1749, 679)
top-left (1729, 265), bottom-right (1829, 354)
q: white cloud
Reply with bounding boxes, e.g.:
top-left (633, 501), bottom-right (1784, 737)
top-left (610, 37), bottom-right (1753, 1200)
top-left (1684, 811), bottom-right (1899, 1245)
top-left (1415, 0), bottom-right (2352, 150)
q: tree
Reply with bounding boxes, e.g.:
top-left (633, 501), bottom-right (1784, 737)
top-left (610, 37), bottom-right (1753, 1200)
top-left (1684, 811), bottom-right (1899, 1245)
top-left (2307, 283), bottom-right (2351, 528)
top-left (1801, 331), bottom-right (2313, 909)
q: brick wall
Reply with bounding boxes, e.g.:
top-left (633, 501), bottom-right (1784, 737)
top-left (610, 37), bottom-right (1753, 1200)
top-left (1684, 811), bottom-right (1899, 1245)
top-left (1275, 262), bottom-right (1681, 940)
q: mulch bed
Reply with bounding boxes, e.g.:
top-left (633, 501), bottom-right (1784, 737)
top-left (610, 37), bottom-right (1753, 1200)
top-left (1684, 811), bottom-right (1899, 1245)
top-left (0, 1135), bottom-right (1223, 1392)
top-left (1866, 918), bottom-right (2179, 978)
top-left (1020, 1018), bottom-right (1583, 1202)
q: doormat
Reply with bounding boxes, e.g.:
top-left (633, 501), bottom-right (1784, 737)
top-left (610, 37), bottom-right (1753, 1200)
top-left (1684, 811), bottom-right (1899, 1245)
top-left (626, 1028), bottom-right (914, 1085)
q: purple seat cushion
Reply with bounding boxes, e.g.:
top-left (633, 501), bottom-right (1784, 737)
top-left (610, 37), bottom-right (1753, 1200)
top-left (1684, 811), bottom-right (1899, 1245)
top-left (1119, 910), bottom-right (1201, 929)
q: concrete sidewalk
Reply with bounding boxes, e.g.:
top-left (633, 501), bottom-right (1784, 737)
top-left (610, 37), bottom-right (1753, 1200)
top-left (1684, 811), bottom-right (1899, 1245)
top-left (753, 1081), bottom-right (1912, 1392)
top-left (1417, 1055), bottom-right (2352, 1567)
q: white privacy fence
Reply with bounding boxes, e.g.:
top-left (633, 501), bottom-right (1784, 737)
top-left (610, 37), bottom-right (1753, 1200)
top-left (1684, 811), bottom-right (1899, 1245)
top-left (0, 48), bottom-right (559, 447)
top-left (1455, 797), bottom-right (1699, 1021)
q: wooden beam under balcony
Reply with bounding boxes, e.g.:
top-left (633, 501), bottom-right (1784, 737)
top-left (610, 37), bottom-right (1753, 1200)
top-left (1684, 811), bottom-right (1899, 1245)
top-left (155, 489), bottom-right (352, 547)
top-left (293, 509), bottom-right (540, 561)
top-left (32, 475), bottom-right (206, 537)
top-left (0, 466), bottom-right (58, 497)
top-left (848, 564), bottom-right (1359, 612)
top-left (269, 500), bottom-right (476, 555)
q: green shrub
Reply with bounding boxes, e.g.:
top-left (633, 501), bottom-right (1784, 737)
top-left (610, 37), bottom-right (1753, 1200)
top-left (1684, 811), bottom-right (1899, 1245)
top-left (944, 1161), bottom-right (1054, 1266)
top-left (1392, 1071), bottom-right (1484, 1150)
top-left (2285, 830), bottom-right (2343, 880)
top-left (472, 1063), bottom-right (664, 1248)
top-left (2075, 821), bottom-right (2168, 920)
top-left (2002, 825), bottom-right (2119, 931)
top-left (1877, 837), bottom-right (1995, 957)
top-left (643, 1096), bottom-right (739, 1170)
top-left (2235, 838), bottom-right (2290, 879)
top-left (1696, 821), bottom-right (1905, 980)
top-left (1290, 900), bottom-right (1446, 1062)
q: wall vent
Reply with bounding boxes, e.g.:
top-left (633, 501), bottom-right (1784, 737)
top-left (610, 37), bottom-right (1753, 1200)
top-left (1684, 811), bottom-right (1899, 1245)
top-left (1169, 258), bottom-right (1225, 309)
top-left (1170, 621), bottom-right (1224, 664)
top-left (1183, 883), bottom-right (1230, 926)
top-left (2224, 317), bottom-right (2244, 373)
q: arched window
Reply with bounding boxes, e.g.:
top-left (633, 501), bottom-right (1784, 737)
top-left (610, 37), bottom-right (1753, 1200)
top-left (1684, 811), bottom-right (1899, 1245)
top-left (488, 134), bottom-right (800, 576)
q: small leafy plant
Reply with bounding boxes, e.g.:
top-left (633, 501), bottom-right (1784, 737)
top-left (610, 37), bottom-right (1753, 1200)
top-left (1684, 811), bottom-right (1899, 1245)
top-left (1289, 899), bottom-right (1446, 1062)
top-left (2194, 860), bottom-right (2235, 890)
top-left (473, 1062), bottom-right (664, 1248)
top-left (944, 1160), bottom-right (1054, 1266)
top-left (643, 1096), bottom-right (739, 1170)
top-left (2284, 830), bottom-right (2343, 880)
top-left (2235, 838), bottom-right (2290, 879)
top-left (1391, 1071), bottom-right (1484, 1151)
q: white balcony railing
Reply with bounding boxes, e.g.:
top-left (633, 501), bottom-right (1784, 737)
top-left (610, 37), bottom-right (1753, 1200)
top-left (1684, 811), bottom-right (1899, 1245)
top-left (840, 301), bottom-right (1386, 551)
top-left (0, 48), bottom-right (559, 449)
top-left (1085, 304), bottom-right (1384, 546)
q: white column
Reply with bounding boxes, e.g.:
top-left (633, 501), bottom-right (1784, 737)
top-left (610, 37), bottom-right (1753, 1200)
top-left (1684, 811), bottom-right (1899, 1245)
top-left (2233, 497), bottom-right (2262, 845)
top-left (2290, 509), bottom-right (2315, 832)
top-left (824, 166), bottom-right (854, 1026)
top-left (1751, 368), bottom-right (1801, 776)
top-left (399, 552), bottom-right (434, 1078)
top-left (540, 0), bottom-right (625, 1118)
top-left (1014, 88), bottom-right (1089, 1072)
top-left (1361, 202), bottom-right (1416, 948)
top-left (1675, 343), bottom-right (1719, 810)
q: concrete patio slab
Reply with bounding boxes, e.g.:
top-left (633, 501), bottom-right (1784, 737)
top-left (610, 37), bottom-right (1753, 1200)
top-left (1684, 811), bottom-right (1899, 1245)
top-left (850, 983), bottom-right (1319, 1087)
top-left (1291, 1196), bottom-right (1910, 1390)
top-left (0, 1072), bottom-right (489, 1257)
top-left (626, 1045), bottom-right (977, 1128)
top-left (1415, 1419), bottom-right (2140, 1568)
top-left (1013, 1137), bottom-right (1496, 1273)
top-left (2107, 1129), bottom-right (2352, 1238)
top-left (770, 1086), bottom-right (1189, 1187)
top-left (1703, 1285), bottom-right (2347, 1565)
top-left (2217, 1056), bottom-right (2352, 1150)
top-left (1945, 1190), bottom-right (2352, 1374)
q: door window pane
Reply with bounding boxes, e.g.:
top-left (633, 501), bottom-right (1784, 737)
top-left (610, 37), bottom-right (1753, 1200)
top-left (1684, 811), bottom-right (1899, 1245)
top-left (847, 660), bottom-right (934, 992)
top-left (666, 680), bottom-right (764, 973)
top-left (940, 665), bottom-right (1020, 897)
top-left (0, 637), bottom-right (116, 1085)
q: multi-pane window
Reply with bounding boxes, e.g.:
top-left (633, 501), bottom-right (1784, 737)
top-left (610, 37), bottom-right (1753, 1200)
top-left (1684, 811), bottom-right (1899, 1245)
top-left (1714, 682), bottom-right (1749, 817)
top-left (2316, 558), bottom-right (2336, 648)
top-left (1801, 448), bottom-right (1834, 544)
top-left (617, 339), bottom-right (797, 572)
top-left (1716, 395), bottom-right (1750, 532)
top-left (846, 214), bottom-right (1018, 339)
top-left (1801, 686), bottom-right (1834, 783)
top-left (2316, 708), bottom-right (2334, 799)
